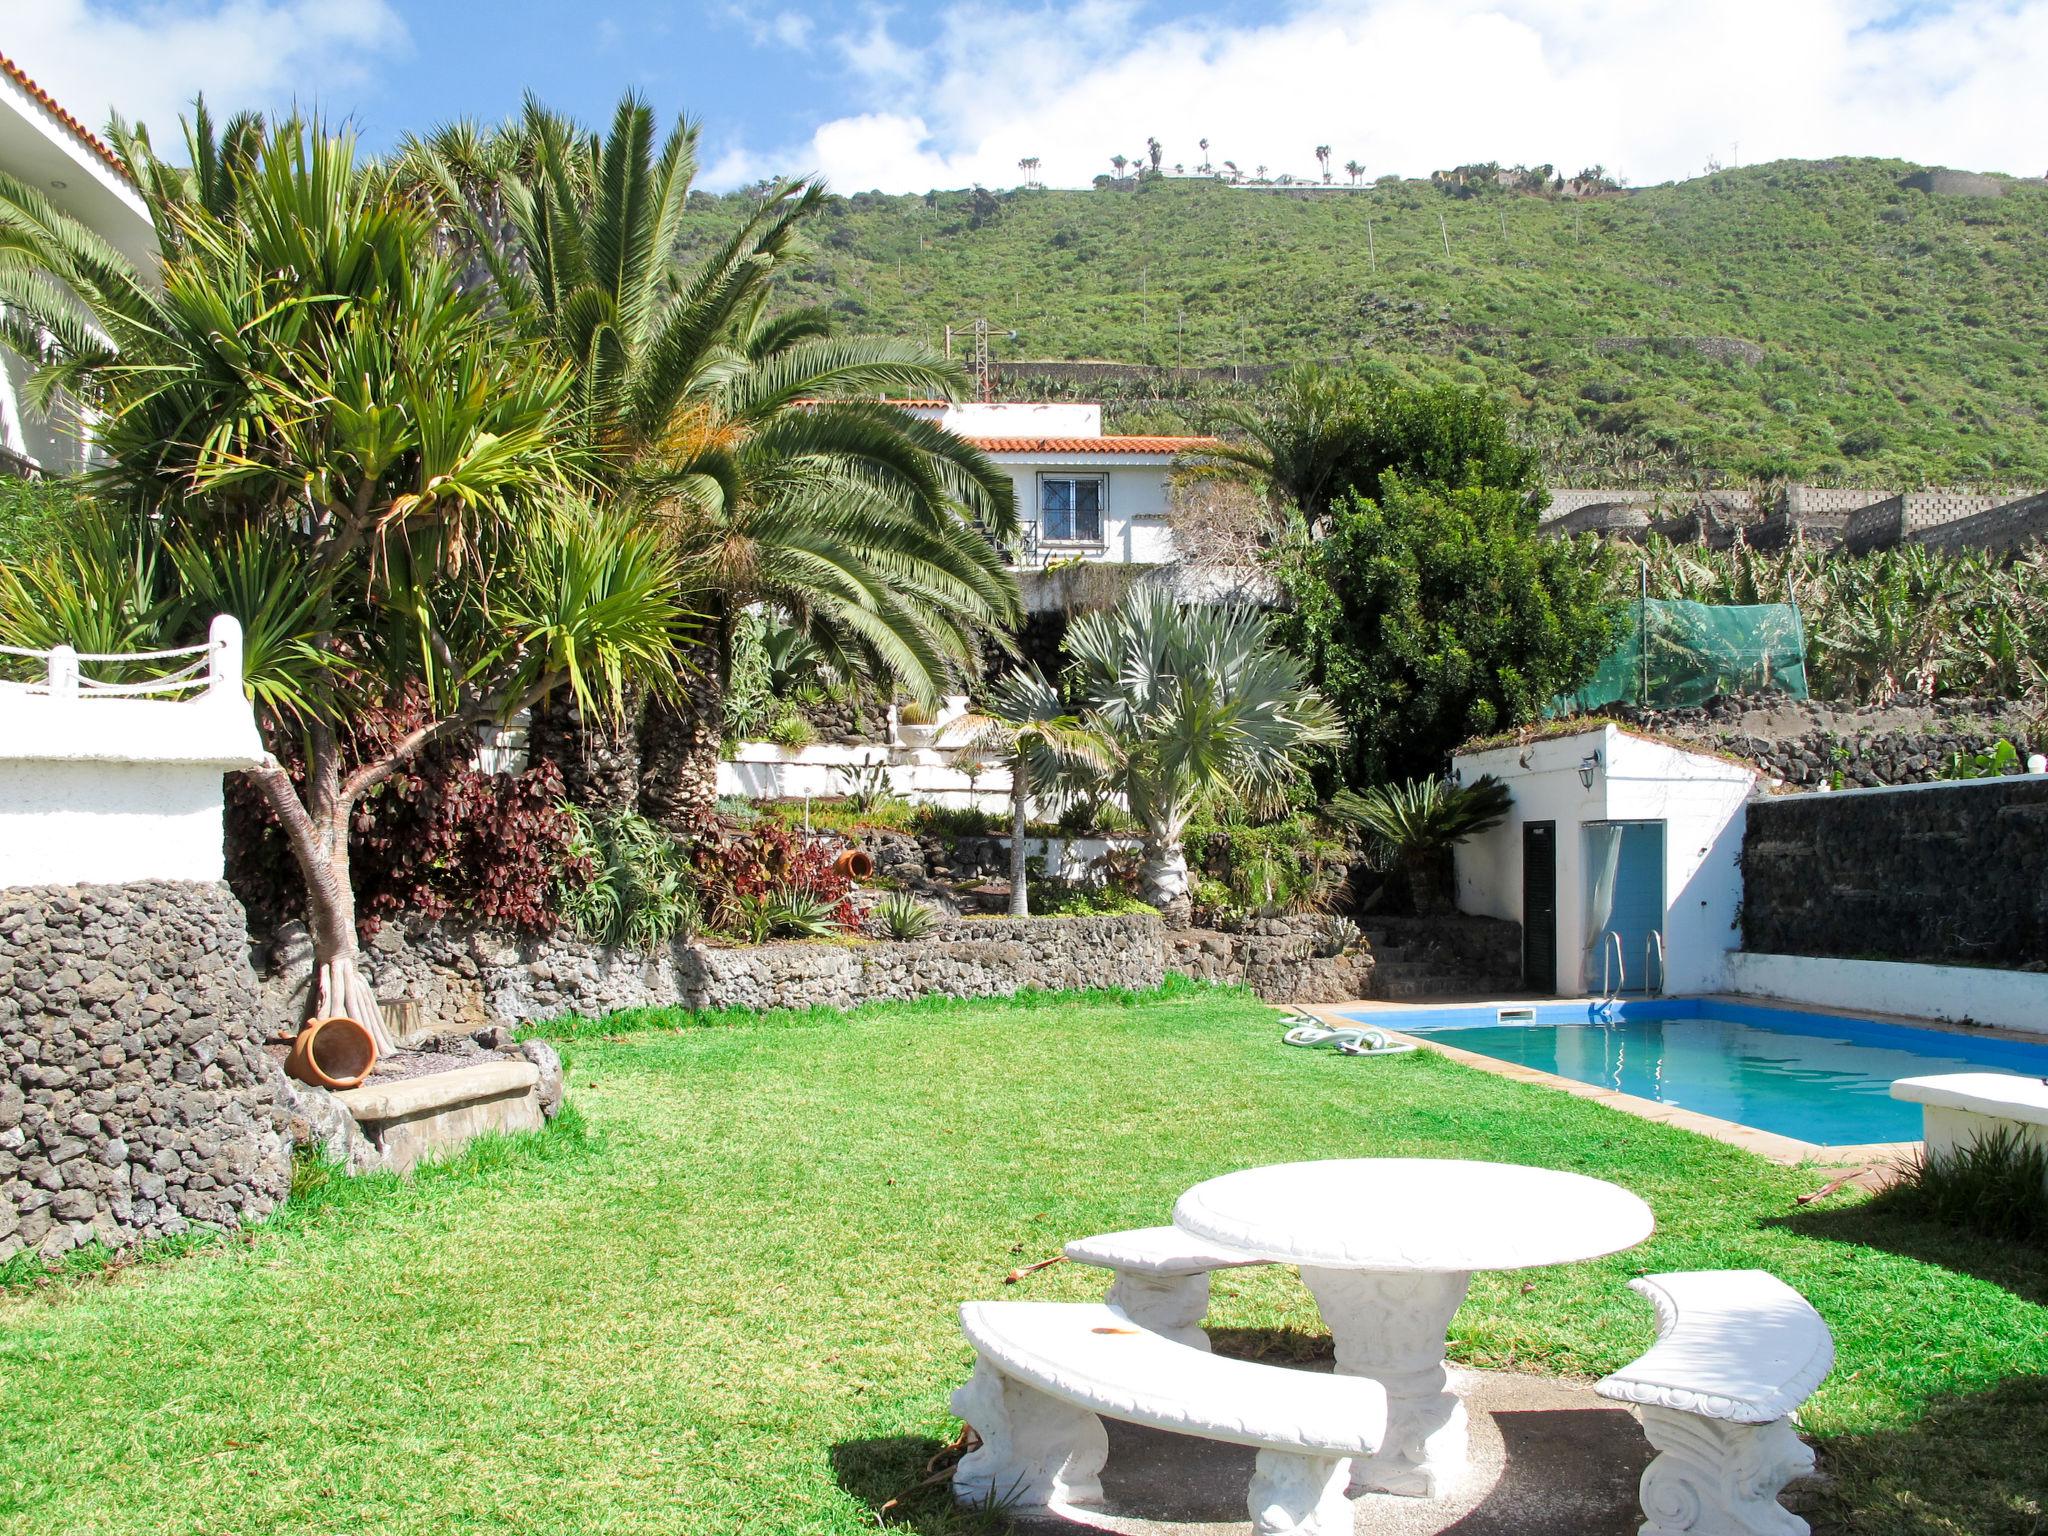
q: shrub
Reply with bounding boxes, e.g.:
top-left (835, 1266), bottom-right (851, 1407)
top-left (226, 694), bottom-right (576, 937)
top-left (555, 808), bottom-right (698, 949)
top-left (1881, 1128), bottom-right (2048, 1242)
top-left (690, 822), bottom-right (858, 938)
top-left (912, 803), bottom-right (996, 840)
top-left (765, 890), bottom-right (843, 938)
top-left (768, 710), bottom-right (817, 751)
top-left (871, 891), bottom-right (937, 940)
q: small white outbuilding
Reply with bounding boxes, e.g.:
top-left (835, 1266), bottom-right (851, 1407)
top-left (1450, 724), bottom-right (1756, 997)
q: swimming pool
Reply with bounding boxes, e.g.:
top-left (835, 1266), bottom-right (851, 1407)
top-left (1338, 997), bottom-right (2048, 1146)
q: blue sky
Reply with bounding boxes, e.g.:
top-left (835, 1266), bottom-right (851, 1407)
top-left (19, 1), bottom-right (2048, 193)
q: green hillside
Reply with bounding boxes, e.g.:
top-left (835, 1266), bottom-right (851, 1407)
top-left (676, 158), bottom-right (2048, 486)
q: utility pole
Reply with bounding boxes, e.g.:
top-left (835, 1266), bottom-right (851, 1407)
top-left (1439, 212), bottom-right (1450, 258)
top-left (1366, 218), bottom-right (1376, 274)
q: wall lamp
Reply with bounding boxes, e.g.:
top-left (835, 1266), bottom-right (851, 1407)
top-left (1578, 751), bottom-right (1601, 789)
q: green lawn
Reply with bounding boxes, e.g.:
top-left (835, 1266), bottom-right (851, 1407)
top-left (2, 982), bottom-right (2042, 1535)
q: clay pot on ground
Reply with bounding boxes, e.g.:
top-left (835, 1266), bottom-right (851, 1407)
top-left (833, 848), bottom-right (876, 880)
top-left (287, 1015), bottom-right (379, 1090)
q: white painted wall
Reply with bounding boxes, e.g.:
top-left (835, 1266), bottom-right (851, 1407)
top-left (0, 621), bottom-right (266, 887)
top-left (943, 401), bottom-right (1101, 435)
top-left (1452, 725), bottom-right (1755, 995)
top-left (1726, 953), bottom-right (2048, 1039)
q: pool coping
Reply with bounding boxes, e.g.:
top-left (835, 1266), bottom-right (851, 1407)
top-left (1293, 997), bottom-right (1921, 1170)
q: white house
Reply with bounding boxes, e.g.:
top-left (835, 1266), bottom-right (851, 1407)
top-left (0, 52), bottom-right (155, 477)
top-left (1450, 725), bottom-right (1756, 997)
top-left (884, 399), bottom-right (1219, 612)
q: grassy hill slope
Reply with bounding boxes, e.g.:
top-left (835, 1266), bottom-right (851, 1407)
top-left (676, 159), bottom-right (2048, 486)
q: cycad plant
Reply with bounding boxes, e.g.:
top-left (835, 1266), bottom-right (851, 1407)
top-left (400, 94), bottom-right (1021, 830)
top-left (941, 665), bottom-right (1107, 917)
top-left (0, 114), bottom-right (692, 1050)
top-left (1063, 590), bottom-right (1342, 922)
top-left (1328, 775), bottom-right (1513, 913)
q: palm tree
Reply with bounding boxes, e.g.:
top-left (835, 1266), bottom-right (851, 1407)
top-left (1194, 362), bottom-right (1376, 525)
top-left (1316, 145), bottom-right (1332, 183)
top-left (0, 115), bottom-right (691, 1050)
top-left (1146, 137), bottom-right (1163, 174)
top-left (1345, 158), bottom-right (1364, 185)
top-left (940, 666), bottom-right (1106, 916)
top-left (1199, 138), bottom-right (1211, 174)
top-left (1111, 154), bottom-right (1129, 181)
top-left (1064, 591), bottom-right (1341, 923)
top-left (404, 94), bottom-right (1021, 830)
top-left (1328, 776), bottom-right (1511, 912)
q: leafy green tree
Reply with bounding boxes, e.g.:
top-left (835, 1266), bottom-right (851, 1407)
top-left (1064, 590), bottom-right (1341, 923)
top-left (0, 115), bottom-right (691, 1050)
top-left (1280, 480), bottom-right (1619, 786)
top-left (402, 95), bottom-right (1020, 829)
top-left (940, 666), bottom-right (1106, 916)
top-left (1201, 364), bottom-right (1539, 526)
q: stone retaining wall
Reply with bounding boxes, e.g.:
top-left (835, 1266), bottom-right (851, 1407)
top-left (1, 881), bottom-right (296, 1264)
top-left (1166, 914), bottom-right (1375, 1003)
top-left (264, 914), bottom-right (1171, 1030)
top-left (1743, 778), bottom-right (2048, 968)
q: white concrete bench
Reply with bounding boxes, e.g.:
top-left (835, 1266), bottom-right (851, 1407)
top-left (953, 1299), bottom-right (1386, 1536)
top-left (1596, 1270), bottom-right (1834, 1536)
top-left (1063, 1225), bottom-right (1269, 1351)
top-left (1892, 1073), bottom-right (2048, 1191)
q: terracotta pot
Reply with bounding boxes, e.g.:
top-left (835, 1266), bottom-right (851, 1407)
top-left (286, 1015), bottom-right (378, 1090)
top-left (833, 848), bottom-right (876, 881)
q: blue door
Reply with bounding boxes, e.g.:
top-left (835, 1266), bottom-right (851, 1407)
top-left (1584, 820), bottom-right (1666, 994)
top-left (1607, 822), bottom-right (1666, 993)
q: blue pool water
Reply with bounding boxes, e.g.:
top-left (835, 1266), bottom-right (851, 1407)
top-left (1338, 998), bottom-right (2048, 1145)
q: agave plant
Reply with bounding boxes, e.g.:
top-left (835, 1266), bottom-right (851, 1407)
top-left (1328, 775), bottom-right (1513, 913)
top-left (871, 891), bottom-right (937, 941)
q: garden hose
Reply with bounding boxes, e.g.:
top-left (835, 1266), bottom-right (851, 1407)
top-left (1280, 1013), bottom-right (1417, 1057)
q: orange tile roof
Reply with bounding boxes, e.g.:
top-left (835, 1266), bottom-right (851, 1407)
top-left (0, 52), bottom-right (131, 183)
top-left (965, 434), bottom-right (1218, 455)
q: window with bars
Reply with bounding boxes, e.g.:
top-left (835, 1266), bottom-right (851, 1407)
top-left (1039, 475), bottom-right (1105, 543)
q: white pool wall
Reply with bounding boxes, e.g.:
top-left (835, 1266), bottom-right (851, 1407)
top-left (1724, 952), bottom-right (2048, 1039)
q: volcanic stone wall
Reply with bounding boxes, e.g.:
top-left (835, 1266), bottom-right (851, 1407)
top-left (1742, 778), bottom-right (2048, 968)
top-left (1, 881), bottom-right (295, 1264)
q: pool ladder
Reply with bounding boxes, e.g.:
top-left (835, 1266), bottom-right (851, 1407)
top-left (1598, 929), bottom-right (1666, 1009)
top-left (1597, 930), bottom-right (1625, 1012)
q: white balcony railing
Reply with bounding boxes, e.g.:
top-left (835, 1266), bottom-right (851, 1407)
top-left (0, 614), bottom-right (245, 702)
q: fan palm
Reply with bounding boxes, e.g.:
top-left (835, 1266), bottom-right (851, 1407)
top-left (940, 666), bottom-right (1107, 916)
top-left (402, 94), bottom-right (1021, 829)
top-left (0, 114), bottom-right (693, 1050)
top-left (1063, 590), bottom-right (1342, 922)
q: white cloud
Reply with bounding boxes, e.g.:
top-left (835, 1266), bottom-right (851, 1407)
top-left (707, 0), bottom-right (2048, 193)
top-left (9, 0), bottom-right (408, 142)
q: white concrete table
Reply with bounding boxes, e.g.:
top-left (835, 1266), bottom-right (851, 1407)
top-left (1173, 1158), bottom-right (1655, 1499)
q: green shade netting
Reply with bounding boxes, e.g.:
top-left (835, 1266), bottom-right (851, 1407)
top-left (1552, 598), bottom-right (1809, 715)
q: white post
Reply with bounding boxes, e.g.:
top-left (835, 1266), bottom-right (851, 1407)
top-left (45, 644), bottom-right (79, 700)
top-left (207, 614), bottom-right (245, 703)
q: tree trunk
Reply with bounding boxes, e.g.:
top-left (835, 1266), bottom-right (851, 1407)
top-left (1008, 757), bottom-right (1030, 918)
top-left (1139, 829), bottom-right (1192, 930)
top-left (252, 755), bottom-right (400, 1056)
top-left (640, 622), bottom-right (727, 837)
top-left (528, 686), bottom-right (643, 813)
